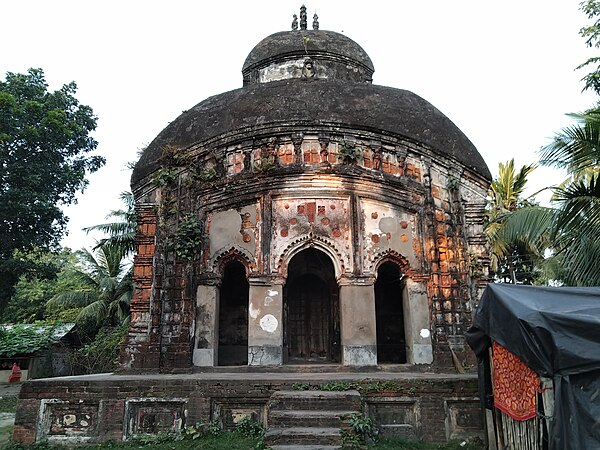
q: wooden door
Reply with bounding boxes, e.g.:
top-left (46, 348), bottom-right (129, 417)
top-left (286, 274), bottom-right (331, 362)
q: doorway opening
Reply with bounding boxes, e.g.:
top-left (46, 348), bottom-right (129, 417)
top-left (375, 261), bottom-right (407, 363)
top-left (284, 248), bottom-right (340, 363)
top-left (218, 261), bottom-right (248, 365)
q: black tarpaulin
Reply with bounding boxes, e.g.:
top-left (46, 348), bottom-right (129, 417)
top-left (466, 283), bottom-right (600, 450)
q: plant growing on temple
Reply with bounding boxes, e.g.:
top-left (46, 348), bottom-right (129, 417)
top-left (174, 215), bottom-right (204, 261)
top-left (338, 141), bottom-right (362, 164)
top-left (0, 68), bottom-right (103, 315)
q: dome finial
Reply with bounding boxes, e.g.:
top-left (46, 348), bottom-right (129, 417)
top-left (300, 5), bottom-right (308, 30)
top-left (312, 13), bottom-right (319, 30)
top-left (292, 14), bottom-right (298, 30)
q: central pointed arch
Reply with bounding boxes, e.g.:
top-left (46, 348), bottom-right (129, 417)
top-left (283, 247), bottom-right (340, 363)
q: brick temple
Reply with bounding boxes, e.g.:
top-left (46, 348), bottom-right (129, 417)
top-left (14, 7), bottom-right (491, 446)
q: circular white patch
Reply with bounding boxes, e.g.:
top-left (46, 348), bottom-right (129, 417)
top-left (420, 328), bottom-right (431, 339)
top-left (260, 314), bottom-right (278, 333)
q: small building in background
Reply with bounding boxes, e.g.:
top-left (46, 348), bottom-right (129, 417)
top-left (0, 323), bottom-right (79, 380)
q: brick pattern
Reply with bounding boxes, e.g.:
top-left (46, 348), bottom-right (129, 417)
top-left (119, 206), bottom-right (160, 369)
top-left (13, 376), bottom-right (483, 445)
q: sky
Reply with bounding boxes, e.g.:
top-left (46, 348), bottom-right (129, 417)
top-left (1, 1), bottom-right (597, 251)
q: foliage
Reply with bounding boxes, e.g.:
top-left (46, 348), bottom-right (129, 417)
top-left (234, 416), bottom-right (265, 439)
top-left (338, 141), bottom-right (362, 163)
top-left (252, 156), bottom-right (275, 173)
top-left (341, 413), bottom-right (375, 449)
top-left (174, 215), bottom-right (204, 261)
top-left (578, 1), bottom-right (600, 94)
top-left (0, 322), bottom-right (60, 358)
top-left (0, 248), bottom-right (83, 323)
top-left (484, 159), bottom-right (544, 283)
top-left (46, 244), bottom-right (133, 329)
top-left (83, 192), bottom-right (137, 259)
top-left (0, 397), bottom-right (17, 413)
top-left (0, 68), bottom-right (103, 313)
top-left (68, 324), bottom-right (127, 374)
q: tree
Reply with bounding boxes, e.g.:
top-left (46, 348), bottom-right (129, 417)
top-left (46, 244), bottom-right (133, 329)
top-left (578, 1), bottom-right (600, 94)
top-left (83, 191), bottom-right (137, 259)
top-left (484, 159), bottom-right (543, 283)
top-left (538, 109), bottom-right (600, 285)
top-left (0, 68), bottom-right (104, 313)
top-left (0, 248), bottom-right (84, 323)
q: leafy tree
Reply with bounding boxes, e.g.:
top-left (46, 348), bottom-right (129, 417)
top-left (0, 248), bottom-right (83, 323)
top-left (0, 68), bottom-right (104, 313)
top-left (46, 244), bottom-right (133, 329)
top-left (83, 191), bottom-right (137, 259)
top-left (578, 1), bottom-right (600, 94)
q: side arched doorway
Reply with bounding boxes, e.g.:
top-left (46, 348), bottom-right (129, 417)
top-left (218, 261), bottom-right (249, 366)
top-left (375, 261), bottom-right (407, 363)
top-left (283, 248), bottom-right (340, 363)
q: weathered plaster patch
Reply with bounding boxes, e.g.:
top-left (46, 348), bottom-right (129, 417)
top-left (264, 296), bottom-right (273, 306)
top-left (267, 289), bottom-right (278, 297)
top-left (249, 303), bottom-right (260, 319)
top-left (259, 314), bottom-right (278, 333)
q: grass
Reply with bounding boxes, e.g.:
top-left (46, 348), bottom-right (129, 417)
top-left (0, 436), bottom-right (485, 450)
top-left (0, 398), bottom-right (17, 414)
top-left (370, 437), bottom-right (484, 449)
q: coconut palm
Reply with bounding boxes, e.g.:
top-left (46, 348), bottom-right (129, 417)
top-left (499, 109), bottom-right (600, 286)
top-left (83, 191), bottom-right (137, 259)
top-left (47, 244), bottom-right (133, 327)
top-left (537, 110), bottom-right (600, 285)
top-left (484, 159), bottom-right (543, 283)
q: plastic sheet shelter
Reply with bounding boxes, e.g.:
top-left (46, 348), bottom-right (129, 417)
top-left (466, 283), bottom-right (600, 450)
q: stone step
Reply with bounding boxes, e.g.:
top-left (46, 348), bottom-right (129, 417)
top-left (268, 390), bottom-right (361, 411)
top-left (269, 409), bottom-right (355, 428)
top-left (265, 427), bottom-right (341, 446)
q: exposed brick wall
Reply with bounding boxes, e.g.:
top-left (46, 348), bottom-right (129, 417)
top-left (13, 374), bottom-right (483, 445)
top-left (119, 205), bottom-right (161, 369)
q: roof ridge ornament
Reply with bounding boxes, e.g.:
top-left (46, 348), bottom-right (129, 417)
top-left (300, 5), bottom-right (308, 30)
top-left (292, 14), bottom-right (298, 31)
top-left (313, 13), bottom-right (319, 30)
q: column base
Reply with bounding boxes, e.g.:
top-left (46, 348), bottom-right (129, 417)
top-left (248, 345), bottom-right (282, 366)
top-left (342, 345), bottom-right (377, 366)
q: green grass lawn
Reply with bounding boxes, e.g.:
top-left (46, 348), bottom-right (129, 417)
top-left (1, 436), bottom-right (484, 450)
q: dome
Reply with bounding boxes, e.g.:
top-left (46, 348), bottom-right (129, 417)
top-left (242, 30), bottom-right (374, 85)
top-left (132, 79), bottom-right (491, 184)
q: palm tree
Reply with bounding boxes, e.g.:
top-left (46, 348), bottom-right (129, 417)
top-left (497, 109), bottom-right (600, 286)
top-left (537, 109), bottom-right (600, 285)
top-left (47, 244), bottom-right (133, 327)
top-left (484, 159), bottom-right (542, 283)
top-left (83, 191), bottom-right (137, 259)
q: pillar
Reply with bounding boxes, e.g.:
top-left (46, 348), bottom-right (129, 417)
top-left (247, 278), bottom-right (283, 365)
top-left (193, 284), bottom-right (219, 366)
top-left (339, 278), bottom-right (377, 366)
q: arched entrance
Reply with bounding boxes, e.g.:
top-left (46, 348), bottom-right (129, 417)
top-left (218, 261), bottom-right (248, 365)
top-left (284, 248), bottom-right (340, 363)
top-left (375, 261), bottom-right (407, 363)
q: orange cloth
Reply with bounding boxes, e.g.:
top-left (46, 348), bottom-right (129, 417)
top-left (8, 363), bottom-right (21, 383)
top-left (492, 341), bottom-right (539, 421)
